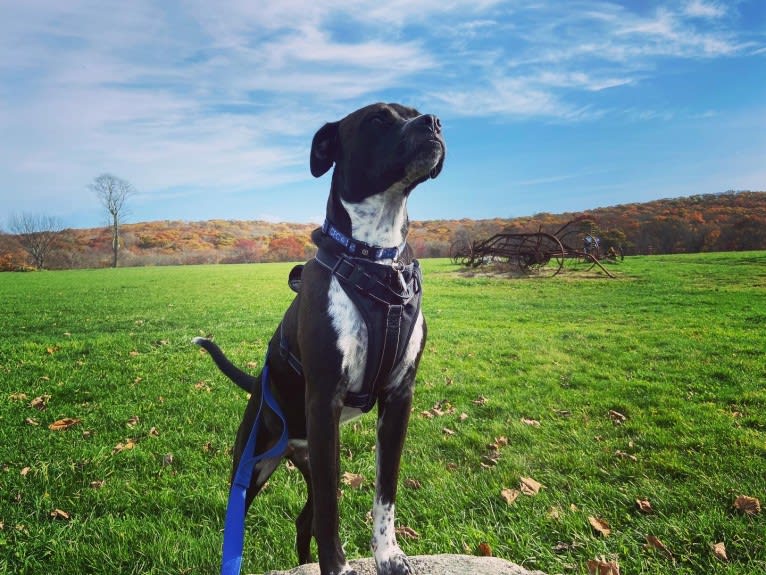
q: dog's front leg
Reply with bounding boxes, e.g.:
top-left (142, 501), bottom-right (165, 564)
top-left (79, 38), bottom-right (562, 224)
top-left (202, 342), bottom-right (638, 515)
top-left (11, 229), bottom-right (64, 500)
top-left (307, 391), bottom-right (357, 575)
top-left (372, 382), bottom-right (415, 575)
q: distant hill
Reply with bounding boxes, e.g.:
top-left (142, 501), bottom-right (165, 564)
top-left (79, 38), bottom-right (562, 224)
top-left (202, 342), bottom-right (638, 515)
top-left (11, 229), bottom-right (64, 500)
top-left (1, 191), bottom-right (764, 270)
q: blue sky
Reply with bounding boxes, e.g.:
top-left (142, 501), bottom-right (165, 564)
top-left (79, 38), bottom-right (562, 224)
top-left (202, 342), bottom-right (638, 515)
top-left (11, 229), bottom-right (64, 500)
top-left (1, 0), bottom-right (764, 229)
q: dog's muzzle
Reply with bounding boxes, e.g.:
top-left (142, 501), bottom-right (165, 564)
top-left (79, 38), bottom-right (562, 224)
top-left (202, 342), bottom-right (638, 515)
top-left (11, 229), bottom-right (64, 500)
top-left (402, 114), bottom-right (445, 180)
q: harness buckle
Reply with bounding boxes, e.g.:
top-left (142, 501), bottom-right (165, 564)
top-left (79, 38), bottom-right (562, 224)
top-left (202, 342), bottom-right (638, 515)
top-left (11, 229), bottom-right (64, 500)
top-left (331, 256), bottom-right (355, 281)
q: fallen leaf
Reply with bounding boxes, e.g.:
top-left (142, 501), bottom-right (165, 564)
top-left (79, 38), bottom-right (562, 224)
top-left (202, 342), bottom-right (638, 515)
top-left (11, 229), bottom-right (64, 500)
top-left (129, 350), bottom-right (140, 357)
top-left (341, 472), bottom-right (364, 489)
top-left (25, 418), bottom-right (39, 426)
top-left (126, 415), bottom-right (140, 428)
top-left (477, 542), bottom-right (493, 557)
top-left (614, 450), bottom-right (637, 461)
top-left (588, 516), bottom-right (612, 537)
top-left (472, 395), bottom-right (488, 406)
top-left (521, 418), bottom-right (541, 427)
top-left (645, 535), bottom-right (673, 560)
top-left (395, 526), bottom-right (420, 540)
top-left (552, 541), bottom-right (575, 553)
top-left (50, 509), bottom-right (70, 520)
top-left (46, 347), bottom-right (58, 355)
top-left (430, 400), bottom-right (455, 417)
top-left (404, 478), bottom-right (422, 490)
top-left (48, 418), bottom-right (81, 431)
top-left (587, 557), bottom-right (620, 575)
top-left (162, 453), bottom-right (174, 466)
top-left (148, 427), bottom-right (160, 437)
top-left (733, 495), bottom-right (761, 516)
top-left (113, 439), bottom-right (136, 454)
top-left (712, 542), bottom-right (728, 561)
top-left (636, 499), bottom-right (653, 514)
top-left (480, 455), bottom-right (500, 468)
top-left (90, 480), bottom-right (105, 489)
top-left (442, 427), bottom-right (455, 436)
top-left (246, 361), bottom-right (258, 370)
top-left (459, 412), bottom-right (469, 422)
top-left (194, 381), bottom-right (211, 392)
top-left (548, 506), bottom-right (563, 520)
top-left (609, 410), bottom-right (627, 425)
top-left (446, 462), bottom-right (458, 471)
top-left (20, 467), bottom-right (31, 477)
top-left (501, 488), bottom-right (520, 505)
top-left (30, 395), bottom-right (51, 410)
top-left (520, 476), bottom-right (543, 496)
top-left (420, 410), bottom-right (434, 419)
top-left (10, 393), bottom-right (28, 402)
top-left (494, 436), bottom-right (509, 448)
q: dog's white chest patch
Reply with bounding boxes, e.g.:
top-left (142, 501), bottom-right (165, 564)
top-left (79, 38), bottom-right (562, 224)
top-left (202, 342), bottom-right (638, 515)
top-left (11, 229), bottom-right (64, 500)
top-left (341, 184), bottom-right (407, 250)
top-left (327, 276), bottom-right (367, 393)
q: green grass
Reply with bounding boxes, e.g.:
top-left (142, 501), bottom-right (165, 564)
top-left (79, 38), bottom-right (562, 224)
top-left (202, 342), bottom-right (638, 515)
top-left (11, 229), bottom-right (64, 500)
top-left (1, 253), bottom-right (764, 575)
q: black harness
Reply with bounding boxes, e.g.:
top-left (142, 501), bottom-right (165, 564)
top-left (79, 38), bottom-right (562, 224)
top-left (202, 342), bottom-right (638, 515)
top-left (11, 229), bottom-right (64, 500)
top-left (280, 221), bottom-right (423, 413)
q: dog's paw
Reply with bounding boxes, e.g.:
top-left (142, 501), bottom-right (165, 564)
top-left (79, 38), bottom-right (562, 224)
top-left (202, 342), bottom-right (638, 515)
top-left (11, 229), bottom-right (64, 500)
top-left (376, 552), bottom-right (412, 575)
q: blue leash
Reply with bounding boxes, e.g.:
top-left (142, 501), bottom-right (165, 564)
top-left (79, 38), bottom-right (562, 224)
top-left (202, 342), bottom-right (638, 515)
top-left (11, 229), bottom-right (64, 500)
top-left (221, 361), bottom-right (289, 575)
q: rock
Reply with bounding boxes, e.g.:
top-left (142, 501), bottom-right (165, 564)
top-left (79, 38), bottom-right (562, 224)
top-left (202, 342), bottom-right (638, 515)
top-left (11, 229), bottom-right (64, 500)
top-left (259, 554), bottom-right (547, 575)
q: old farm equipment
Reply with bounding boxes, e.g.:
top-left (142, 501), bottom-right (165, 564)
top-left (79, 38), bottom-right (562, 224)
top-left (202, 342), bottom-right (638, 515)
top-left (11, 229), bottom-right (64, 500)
top-left (451, 216), bottom-right (616, 278)
top-left (451, 231), bottom-right (566, 276)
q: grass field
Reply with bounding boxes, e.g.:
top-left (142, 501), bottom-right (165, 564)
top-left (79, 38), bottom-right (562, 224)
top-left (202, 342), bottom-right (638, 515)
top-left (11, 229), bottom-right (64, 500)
top-left (1, 252), bottom-right (764, 575)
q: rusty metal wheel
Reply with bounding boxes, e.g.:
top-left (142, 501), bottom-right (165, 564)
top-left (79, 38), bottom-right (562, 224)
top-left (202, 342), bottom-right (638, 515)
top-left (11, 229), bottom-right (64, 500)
top-left (450, 239), bottom-right (471, 265)
top-left (516, 233), bottom-right (565, 277)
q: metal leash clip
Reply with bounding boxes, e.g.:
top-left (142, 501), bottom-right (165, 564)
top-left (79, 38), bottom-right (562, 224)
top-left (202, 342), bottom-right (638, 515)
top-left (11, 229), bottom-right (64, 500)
top-left (391, 259), bottom-right (409, 294)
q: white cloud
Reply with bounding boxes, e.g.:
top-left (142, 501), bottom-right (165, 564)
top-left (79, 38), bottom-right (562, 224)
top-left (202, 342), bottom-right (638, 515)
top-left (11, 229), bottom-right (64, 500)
top-left (684, 0), bottom-right (727, 19)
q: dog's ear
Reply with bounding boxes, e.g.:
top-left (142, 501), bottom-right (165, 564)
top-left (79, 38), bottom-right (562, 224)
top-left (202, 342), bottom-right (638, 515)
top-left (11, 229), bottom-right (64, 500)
top-left (310, 121), bottom-right (339, 177)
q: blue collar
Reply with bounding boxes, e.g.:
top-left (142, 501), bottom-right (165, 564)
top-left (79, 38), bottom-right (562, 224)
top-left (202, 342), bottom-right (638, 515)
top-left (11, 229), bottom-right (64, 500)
top-left (322, 219), bottom-right (406, 261)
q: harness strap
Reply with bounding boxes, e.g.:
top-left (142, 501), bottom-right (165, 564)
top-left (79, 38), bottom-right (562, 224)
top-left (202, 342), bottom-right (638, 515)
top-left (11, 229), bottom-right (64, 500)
top-left (344, 304), bottom-right (403, 411)
top-left (279, 322), bottom-right (303, 376)
top-left (314, 249), bottom-right (418, 306)
top-left (221, 361), bottom-right (289, 575)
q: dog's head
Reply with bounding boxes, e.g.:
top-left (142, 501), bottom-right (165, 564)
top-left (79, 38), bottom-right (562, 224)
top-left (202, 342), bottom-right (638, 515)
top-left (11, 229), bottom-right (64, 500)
top-left (310, 103), bottom-right (445, 204)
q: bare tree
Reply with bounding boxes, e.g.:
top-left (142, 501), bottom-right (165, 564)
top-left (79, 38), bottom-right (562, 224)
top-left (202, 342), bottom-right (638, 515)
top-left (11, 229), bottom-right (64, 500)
top-left (8, 213), bottom-right (63, 270)
top-left (90, 173), bottom-right (135, 268)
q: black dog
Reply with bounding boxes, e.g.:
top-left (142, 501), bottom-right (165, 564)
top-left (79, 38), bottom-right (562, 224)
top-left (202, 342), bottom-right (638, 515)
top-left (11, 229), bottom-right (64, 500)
top-left (194, 103), bottom-right (445, 575)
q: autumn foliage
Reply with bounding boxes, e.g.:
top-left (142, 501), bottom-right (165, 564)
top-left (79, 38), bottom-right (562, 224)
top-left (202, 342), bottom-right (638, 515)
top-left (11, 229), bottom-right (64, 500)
top-left (1, 191), bottom-right (764, 270)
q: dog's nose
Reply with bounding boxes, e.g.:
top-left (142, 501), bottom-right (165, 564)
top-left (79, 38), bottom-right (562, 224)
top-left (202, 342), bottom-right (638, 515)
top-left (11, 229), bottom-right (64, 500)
top-left (431, 115), bottom-right (442, 135)
top-left (411, 114), bottom-right (441, 136)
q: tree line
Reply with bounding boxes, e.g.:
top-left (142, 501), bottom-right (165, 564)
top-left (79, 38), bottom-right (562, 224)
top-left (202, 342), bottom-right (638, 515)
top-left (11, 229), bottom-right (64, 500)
top-left (2, 190), bottom-right (764, 271)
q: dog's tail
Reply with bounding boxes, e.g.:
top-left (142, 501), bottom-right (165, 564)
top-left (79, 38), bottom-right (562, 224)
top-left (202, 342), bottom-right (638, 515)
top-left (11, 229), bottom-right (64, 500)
top-left (192, 337), bottom-right (258, 393)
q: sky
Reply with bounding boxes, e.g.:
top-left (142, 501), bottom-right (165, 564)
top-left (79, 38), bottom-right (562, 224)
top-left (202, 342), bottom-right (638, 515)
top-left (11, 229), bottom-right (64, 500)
top-left (1, 0), bottom-right (764, 230)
